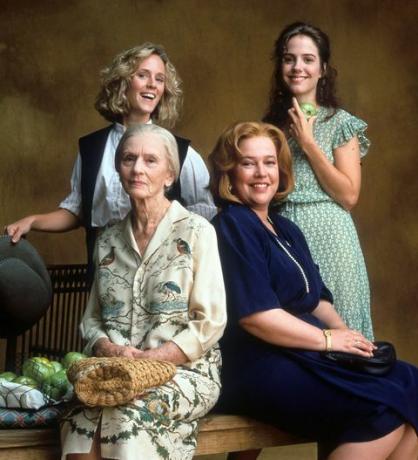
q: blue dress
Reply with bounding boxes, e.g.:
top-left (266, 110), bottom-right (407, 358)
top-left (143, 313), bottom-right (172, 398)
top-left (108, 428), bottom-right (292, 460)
top-left (213, 203), bottom-right (418, 443)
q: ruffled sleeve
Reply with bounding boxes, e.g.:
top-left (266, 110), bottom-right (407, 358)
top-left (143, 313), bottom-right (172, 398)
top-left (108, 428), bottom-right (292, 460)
top-left (332, 111), bottom-right (371, 158)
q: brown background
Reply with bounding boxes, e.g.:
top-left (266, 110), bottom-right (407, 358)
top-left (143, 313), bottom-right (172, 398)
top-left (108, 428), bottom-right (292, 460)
top-left (0, 1), bottom-right (417, 458)
top-left (0, 0), bottom-right (417, 378)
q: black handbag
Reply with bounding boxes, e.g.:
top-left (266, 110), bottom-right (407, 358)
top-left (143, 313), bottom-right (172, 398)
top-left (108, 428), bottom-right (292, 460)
top-left (322, 341), bottom-right (396, 376)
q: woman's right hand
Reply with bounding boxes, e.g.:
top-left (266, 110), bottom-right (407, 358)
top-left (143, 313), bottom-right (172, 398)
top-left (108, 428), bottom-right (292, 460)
top-left (5, 216), bottom-right (35, 243)
top-left (93, 338), bottom-right (143, 359)
top-left (327, 328), bottom-right (375, 357)
top-left (5, 209), bottom-right (80, 243)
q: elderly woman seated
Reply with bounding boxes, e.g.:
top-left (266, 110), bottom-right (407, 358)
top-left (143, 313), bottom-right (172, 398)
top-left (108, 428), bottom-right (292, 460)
top-left (61, 124), bottom-right (226, 460)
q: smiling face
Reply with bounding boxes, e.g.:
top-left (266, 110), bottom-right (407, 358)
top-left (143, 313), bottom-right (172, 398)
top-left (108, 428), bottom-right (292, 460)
top-left (281, 34), bottom-right (323, 103)
top-left (231, 136), bottom-right (279, 217)
top-left (118, 133), bottom-right (174, 202)
top-left (125, 54), bottom-right (166, 123)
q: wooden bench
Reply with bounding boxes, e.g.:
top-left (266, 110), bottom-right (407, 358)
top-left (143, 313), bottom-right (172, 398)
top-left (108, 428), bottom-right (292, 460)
top-left (0, 414), bottom-right (312, 459)
top-left (1, 264), bottom-right (314, 459)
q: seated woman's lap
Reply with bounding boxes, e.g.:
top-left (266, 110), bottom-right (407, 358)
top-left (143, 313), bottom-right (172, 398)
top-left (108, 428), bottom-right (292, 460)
top-left (218, 350), bottom-right (404, 443)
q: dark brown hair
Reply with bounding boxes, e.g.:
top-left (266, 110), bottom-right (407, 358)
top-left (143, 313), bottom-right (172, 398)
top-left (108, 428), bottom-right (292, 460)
top-left (263, 22), bottom-right (338, 128)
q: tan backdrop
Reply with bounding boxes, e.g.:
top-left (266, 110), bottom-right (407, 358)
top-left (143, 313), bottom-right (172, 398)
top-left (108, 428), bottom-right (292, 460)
top-left (1, 0), bottom-right (417, 372)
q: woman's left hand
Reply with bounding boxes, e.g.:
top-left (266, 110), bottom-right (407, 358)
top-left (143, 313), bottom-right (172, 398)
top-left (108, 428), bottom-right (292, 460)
top-left (329, 328), bottom-right (376, 356)
top-left (288, 97), bottom-right (317, 152)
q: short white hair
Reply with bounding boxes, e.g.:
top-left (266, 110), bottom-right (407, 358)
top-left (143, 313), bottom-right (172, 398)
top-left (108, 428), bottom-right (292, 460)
top-left (115, 124), bottom-right (180, 181)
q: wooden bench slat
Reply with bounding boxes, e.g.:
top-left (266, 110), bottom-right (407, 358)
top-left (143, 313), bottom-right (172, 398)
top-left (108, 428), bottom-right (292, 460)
top-left (0, 415), bottom-right (311, 457)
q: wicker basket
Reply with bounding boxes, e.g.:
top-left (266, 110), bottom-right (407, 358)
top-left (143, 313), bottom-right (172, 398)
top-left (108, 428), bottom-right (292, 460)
top-left (67, 357), bottom-right (176, 407)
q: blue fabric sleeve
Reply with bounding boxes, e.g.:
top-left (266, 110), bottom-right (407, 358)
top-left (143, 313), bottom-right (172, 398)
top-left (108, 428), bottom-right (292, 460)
top-left (215, 212), bottom-right (281, 319)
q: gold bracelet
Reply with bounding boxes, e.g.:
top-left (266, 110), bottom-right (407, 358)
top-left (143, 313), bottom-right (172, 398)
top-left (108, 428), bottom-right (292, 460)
top-left (323, 329), bottom-right (332, 352)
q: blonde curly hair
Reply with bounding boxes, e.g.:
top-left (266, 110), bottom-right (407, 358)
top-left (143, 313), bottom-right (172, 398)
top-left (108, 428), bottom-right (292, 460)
top-left (95, 42), bottom-right (182, 128)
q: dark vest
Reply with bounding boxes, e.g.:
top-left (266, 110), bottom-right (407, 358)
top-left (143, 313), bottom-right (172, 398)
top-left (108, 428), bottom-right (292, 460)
top-left (79, 125), bottom-right (189, 274)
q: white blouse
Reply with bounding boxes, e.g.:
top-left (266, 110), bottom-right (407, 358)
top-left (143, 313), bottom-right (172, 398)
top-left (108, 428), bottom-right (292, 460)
top-left (59, 123), bottom-right (217, 226)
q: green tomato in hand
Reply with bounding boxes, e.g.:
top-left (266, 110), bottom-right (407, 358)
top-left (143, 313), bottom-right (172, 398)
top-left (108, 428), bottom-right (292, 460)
top-left (300, 102), bottom-right (318, 118)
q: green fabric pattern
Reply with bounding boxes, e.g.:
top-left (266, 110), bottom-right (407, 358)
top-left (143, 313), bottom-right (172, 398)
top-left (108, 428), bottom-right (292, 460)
top-left (280, 107), bottom-right (373, 340)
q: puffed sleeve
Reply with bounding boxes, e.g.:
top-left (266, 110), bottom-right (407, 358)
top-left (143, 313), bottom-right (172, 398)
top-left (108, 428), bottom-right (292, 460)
top-left (59, 153), bottom-right (83, 217)
top-left (214, 211), bottom-right (281, 319)
top-left (332, 111), bottom-right (371, 158)
top-left (171, 222), bottom-right (227, 361)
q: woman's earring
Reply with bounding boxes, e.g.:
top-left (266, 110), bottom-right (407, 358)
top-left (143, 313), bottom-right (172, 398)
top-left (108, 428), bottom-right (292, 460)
top-left (228, 184), bottom-right (234, 195)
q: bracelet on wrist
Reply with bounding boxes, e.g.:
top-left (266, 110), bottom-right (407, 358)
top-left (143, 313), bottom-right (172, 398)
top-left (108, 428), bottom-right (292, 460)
top-left (323, 329), bottom-right (332, 352)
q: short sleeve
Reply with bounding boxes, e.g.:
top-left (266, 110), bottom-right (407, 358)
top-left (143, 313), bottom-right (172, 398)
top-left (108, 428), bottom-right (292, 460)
top-left (59, 153), bottom-right (82, 217)
top-left (214, 212), bottom-right (280, 319)
top-left (332, 111), bottom-right (371, 158)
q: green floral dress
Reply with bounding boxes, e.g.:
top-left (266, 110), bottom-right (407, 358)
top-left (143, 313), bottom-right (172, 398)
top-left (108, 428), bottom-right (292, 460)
top-left (60, 201), bottom-right (226, 460)
top-left (279, 108), bottom-right (373, 340)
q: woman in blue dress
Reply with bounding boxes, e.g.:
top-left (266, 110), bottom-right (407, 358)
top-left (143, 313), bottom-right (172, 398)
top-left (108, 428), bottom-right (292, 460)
top-left (263, 22), bottom-right (373, 340)
top-left (209, 121), bottom-right (418, 459)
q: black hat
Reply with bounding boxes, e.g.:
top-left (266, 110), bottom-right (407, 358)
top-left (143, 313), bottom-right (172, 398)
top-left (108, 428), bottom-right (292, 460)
top-left (0, 236), bottom-right (52, 337)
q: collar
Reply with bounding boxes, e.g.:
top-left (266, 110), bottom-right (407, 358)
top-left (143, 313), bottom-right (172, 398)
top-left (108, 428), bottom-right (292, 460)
top-left (122, 201), bottom-right (189, 260)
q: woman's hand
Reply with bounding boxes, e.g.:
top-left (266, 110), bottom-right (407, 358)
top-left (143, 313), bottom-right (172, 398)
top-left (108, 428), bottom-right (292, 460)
top-left (5, 209), bottom-right (80, 243)
top-left (5, 216), bottom-right (36, 243)
top-left (93, 338), bottom-right (144, 359)
top-left (288, 97), bottom-right (317, 152)
top-left (327, 329), bottom-right (376, 357)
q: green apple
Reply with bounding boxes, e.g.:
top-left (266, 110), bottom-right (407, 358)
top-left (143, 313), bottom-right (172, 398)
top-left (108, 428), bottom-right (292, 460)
top-left (0, 371), bottom-right (18, 382)
top-left (300, 102), bottom-right (318, 118)
top-left (62, 351), bottom-right (87, 369)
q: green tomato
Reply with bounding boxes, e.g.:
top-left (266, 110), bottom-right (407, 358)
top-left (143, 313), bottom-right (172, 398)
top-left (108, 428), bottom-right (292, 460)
top-left (0, 371), bottom-right (18, 382)
top-left (22, 357), bottom-right (55, 384)
top-left (41, 381), bottom-right (65, 401)
top-left (49, 369), bottom-right (71, 392)
top-left (62, 352), bottom-right (87, 369)
top-left (300, 102), bottom-right (318, 118)
top-left (13, 375), bottom-right (39, 388)
top-left (50, 361), bottom-right (64, 373)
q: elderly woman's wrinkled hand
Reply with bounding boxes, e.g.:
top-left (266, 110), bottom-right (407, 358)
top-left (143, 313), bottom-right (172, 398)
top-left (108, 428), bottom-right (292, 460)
top-left (93, 338), bottom-right (144, 358)
top-left (329, 329), bottom-right (376, 357)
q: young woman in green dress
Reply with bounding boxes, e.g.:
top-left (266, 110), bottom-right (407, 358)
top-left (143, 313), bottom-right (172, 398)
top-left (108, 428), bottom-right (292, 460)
top-left (263, 22), bottom-right (373, 340)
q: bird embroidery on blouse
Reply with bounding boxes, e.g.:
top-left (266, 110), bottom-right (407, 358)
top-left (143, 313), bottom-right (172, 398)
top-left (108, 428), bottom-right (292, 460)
top-left (99, 246), bottom-right (115, 266)
top-left (174, 238), bottom-right (191, 256)
top-left (100, 287), bottom-right (124, 318)
top-left (157, 281), bottom-right (182, 301)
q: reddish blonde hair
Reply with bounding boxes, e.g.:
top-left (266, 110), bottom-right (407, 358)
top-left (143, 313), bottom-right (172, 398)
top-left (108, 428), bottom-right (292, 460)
top-left (209, 121), bottom-right (294, 207)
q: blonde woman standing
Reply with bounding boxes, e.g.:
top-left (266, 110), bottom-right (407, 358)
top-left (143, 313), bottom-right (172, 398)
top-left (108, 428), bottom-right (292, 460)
top-left (6, 43), bottom-right (216, 276)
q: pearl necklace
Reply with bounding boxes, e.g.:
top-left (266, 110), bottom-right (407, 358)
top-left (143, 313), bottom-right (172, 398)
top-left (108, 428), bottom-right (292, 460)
top-left (267, 217), bottom-right (310, 294)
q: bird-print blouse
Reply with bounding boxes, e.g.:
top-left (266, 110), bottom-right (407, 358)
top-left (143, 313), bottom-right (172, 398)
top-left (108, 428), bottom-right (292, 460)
top-left (80, 201), bottom-right (227, 374)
